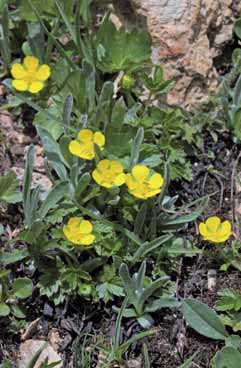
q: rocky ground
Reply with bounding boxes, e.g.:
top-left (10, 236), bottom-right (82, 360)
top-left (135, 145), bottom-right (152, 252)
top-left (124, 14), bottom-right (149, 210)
top-left (1, 100), bottom-right (241, 366)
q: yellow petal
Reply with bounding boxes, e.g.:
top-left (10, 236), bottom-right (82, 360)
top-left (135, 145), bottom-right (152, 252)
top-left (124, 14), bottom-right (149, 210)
top-left (69, 140), bottom-right (94, 160)
top-left (94, 132), bottom-right (105, 148)
top-left (65, 233), bottom-right (82, 244)
top-left (63, 225), bottom-right (70, 238)
top-left (12, 79), bottom-right (28, 91)
top-left (80, 234), bottom-right (96, 245)
top-left (11, 64), bottom-right (26, 79)
top-left (125, 174), bottom-right (138, 189)
top-left (97, 159), bottom-right (110, 171)
top-left (130, 190), bottom-right (146, 199)
top-left (199, 223), bottom-right (209, 237)
top-left (110, 161), bottom-right (123, 174)
top-left (63, 225), bottom-right (73, 241)
top-left (114, 173), bottom-right (126, 186)
top-left (132, 165), bottom-right (149, 182)
top-left (146, 188), bottom-right (161, 198)
top-left (79, 220), bottom-right (93, 234)
top-left (24, 56), bottom-right (39, 72)
top-left (28, 81), bottom-right (44, 94)
top-left (69, 140), bottom-right (82, 156)
top-left (220, 220), bottom-right (232, 234)
top-left (92, 169), bottom-right (112, 188)
top-left (36, 64), bottom-right (51, 81)
top-left (217, 221), bottom-right (232, 242)
top-left (205, 216), bottom-right (221, 231)
top-left (207, 234), bottom-right (221, 243)
top-left (68, 217), bottom-right (81, 228)
top-left (207, 231), bottom-right (230, 243)
top-left (92, 169), bottom-right (103, 185)
top-left (148, 173), bottom-right (163, 189)
top-left (77, 129), bottom-right (93, 142)
top-left (216, 233), bottom-right (231, 243)
top-left (100, 181), bottom-right (113, 188)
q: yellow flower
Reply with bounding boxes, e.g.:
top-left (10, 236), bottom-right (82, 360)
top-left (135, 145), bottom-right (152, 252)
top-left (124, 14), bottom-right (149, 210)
top-left (199, 216), bottom-right (232, 243)
top-left (92, 159), bottom-right (126, 188)
top-left (69, 129), bottom-right (105, 160)
top-left (11, 56), bottom-right (51, 94)
top-left (63, 217), bottom-right (95, 245)
top-left (126, 165), bottom-right (163, 199)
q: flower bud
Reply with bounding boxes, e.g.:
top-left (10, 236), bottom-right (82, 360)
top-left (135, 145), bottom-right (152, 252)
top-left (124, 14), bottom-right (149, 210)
top-left (121, 74), bottom-right (135, 89)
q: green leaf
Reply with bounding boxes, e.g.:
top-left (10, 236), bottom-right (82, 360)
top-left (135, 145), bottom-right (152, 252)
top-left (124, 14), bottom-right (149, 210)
top-left (19, 0), bottom-right (55, 21)
top-left (26, 0), bottom-right (76, 69)
top-left (233, 75), bottom-right (241, 109)
top-left (129, 127), bottom-right (144, 168)
top-left (37, 126), bottom-right (69, 170)
top-left (23, 145), bottom-right (35, 226)
top-left (167, 237), bottom-right (202, 257)
top-left (61, 70), bottom-right (87, 112)
top-left (12, 278), bottom-right (33, 299)
top-left (134, 202), bottom-right (147, 236)
top-left (183, 299), bottom-right (228, 340)
top-left (232, 48), bottom-right (241, 65)
top-left (59, 136), bottom-right (73, 167)
top-left (225, 335), bottom-right (241, 349)
top-left (234, 18), bottom-right (241, 39)
top-left (27, 22), bottom-right (45, 63)
top-left (0, 302), bottom-right (10, 317)
top-left (119, 263), bottom-right (136, 304)
top-left (119, 329), bottom-right (155, 355)
top-left (216, 288), bottom-right (241, 312)
top-left (95, 17), bottom-right (151, 72)
top-left (142, 343), bottom-right (151, 368)
top-left (39, 181), bottom-right (68, 218)
top-left (54, 0), bottom-right (76, 44)
top-left (137, 314), bottom-right (154, 328)
top-left (139, 276), bottom-right (169, 311)
top-left (0, 249), bottom-right (29, 266)
top-left (96, 81), bottom-right (114, 124)
top-left (0, 4), bottom-right (10, 67)
top-left (212, 347), bottom-right (241, 368)
top-left (145, 297), bottom-right (180, 313)
top-left (178, 352), bottom-right (198, 368)
top-left (113, 307), bottom-right (137, 318)
top-left (0, 171), bottom-right (22, 204)
top-left (79, 0), bottom-right (92, 25)
top-left (113, 297), bottom-right (128, 349)
top-left (131, 234), bottom-right (173, 263)
top-left (233, 108), bottom-right (241, 139)
top-left (10, 305), bottom-right (26, 319)
top-left (111, 97), bottom-right (126, 128)
top-left (22, 220), bottom-right (45, 244)
top-left (75, 173), bottom-right (91, 200)
top-left (63, 94), bottom-right (73, 127)
top-left (158, 161), bottom-right (170, 206)
top-left (34, 107), bottom-right (63, 140)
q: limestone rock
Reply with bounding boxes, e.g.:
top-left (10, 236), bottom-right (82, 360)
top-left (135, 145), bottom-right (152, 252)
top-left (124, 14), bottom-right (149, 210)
top-left (109, 0), bottom-right (239, 107)
top-left (18, 339), bottom-right (62, 368)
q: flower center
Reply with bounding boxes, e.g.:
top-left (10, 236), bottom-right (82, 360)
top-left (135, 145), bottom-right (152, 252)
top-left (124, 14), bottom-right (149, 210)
top-left (102, 171), bottom-right (114, 182)
top-left (139, 181), bottom-right (150, 195)
top-left (24, 70), bottom-right (37, 83)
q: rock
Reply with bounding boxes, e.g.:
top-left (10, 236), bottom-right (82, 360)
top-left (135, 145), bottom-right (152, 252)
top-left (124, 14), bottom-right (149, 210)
top-left (126, 357), bottom-right (143, 368)
top-left (18, 339), bottom-right (62, 368)
top-left (21, 318), bottom-right (41, 341)
top-left (48, 329), bottom-right (62, 351)
top-left (12, 167), bottom-right (52, 192)
top-left (108, 0), bottom-right (238, 107)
